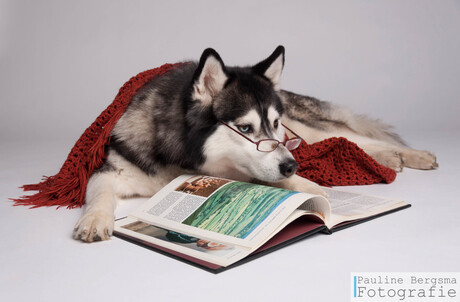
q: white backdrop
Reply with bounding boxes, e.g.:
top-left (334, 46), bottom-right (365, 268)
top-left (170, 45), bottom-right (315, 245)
top-left (1, 2), bottom-right (460, 302)
top-left (1, 0), bottom-right (459, 143)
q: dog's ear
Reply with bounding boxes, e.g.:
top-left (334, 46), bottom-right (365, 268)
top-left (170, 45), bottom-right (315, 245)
top-left (252, 45), bottom-right (285, 90)
top-left (192, 48), bottom-right (228, 105)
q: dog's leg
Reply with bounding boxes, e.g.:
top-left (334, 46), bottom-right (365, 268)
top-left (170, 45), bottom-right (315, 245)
top-left (73, 150), bottom-right (182, 242)
top-left (361, 145), bottom-right (405, 172)
top-left (343, 133), bottom-right (438, 171)
top-left (73, 169), bottom-right (118, 242)
top-left (362, 144), bottom-right (438, 172)
top-left (269, 174), bottom-right (327, 197)
top-left (398, 149), bottom-right (438, 170)
top-left (284, 117), bottom-right (437, 171)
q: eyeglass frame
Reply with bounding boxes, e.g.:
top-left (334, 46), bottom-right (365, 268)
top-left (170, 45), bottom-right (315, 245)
top-left (219, 120), bottom-right (303, 152)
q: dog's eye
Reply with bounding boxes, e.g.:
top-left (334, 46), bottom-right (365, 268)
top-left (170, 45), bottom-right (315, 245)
top-left (237, 124), bottom-right (253, 134)
top-left (273, 119), bottom-right (279, 129)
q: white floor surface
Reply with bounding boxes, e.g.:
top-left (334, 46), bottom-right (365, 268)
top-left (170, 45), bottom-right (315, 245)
top-left (1, 131), bottom-right (459, 301)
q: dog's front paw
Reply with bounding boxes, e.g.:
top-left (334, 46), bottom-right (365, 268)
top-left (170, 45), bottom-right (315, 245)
top-left (368, 150), bottom-right (404, 172)
top-left (292, 178), bottom-right (327, 198)
top-left (273, 175), bottom-right (327, 198)
top-left (401, 149), bottom-right (438, 170)
top-left (73, 211), bottom-right (114, 242)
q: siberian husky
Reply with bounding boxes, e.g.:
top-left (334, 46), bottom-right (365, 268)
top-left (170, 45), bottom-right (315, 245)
top-left (73, 46), bottom-right (437, 242)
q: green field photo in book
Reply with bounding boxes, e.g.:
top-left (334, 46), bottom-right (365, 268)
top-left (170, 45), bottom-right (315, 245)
top-left (114, 175), bottom-right (410, 273)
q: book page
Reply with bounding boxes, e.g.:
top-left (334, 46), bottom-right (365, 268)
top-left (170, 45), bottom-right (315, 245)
top-left (323, 188), bottom-right (408, 228)
top-left (115, 208), bottom-right (326, 268)
top-left (297, 194), bottom-right (331, 223)
top-left (114, 216), bottom-right (253, 267)
top-left (129, 175), bottom-right (326, 249)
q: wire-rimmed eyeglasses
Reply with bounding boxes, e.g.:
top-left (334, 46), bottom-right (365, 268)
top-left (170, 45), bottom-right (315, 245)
top-left (219, 120), bottom-right (303, 152)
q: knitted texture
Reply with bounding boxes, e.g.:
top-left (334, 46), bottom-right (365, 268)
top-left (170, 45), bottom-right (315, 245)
top-left (291, 138), bottom-right (396, 186)
top-left (13, 63), bottom-right (183, 209)
top-left (13, 63), bottom-right (395, 209)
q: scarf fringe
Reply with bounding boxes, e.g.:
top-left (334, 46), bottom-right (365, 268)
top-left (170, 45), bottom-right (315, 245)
top-left (11, 63), bottom-right (182, 209)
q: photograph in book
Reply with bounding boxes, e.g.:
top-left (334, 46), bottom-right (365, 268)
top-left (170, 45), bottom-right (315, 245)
top-left (174, 176), bottom-right (231, 197)
top-left (182, 181), bottom-right (298, 239)
top-left (121, 220), bottom-right (234, 256)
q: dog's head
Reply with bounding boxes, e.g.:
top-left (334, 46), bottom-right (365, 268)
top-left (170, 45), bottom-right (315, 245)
top-left (192, 46), bottom-right (298, 182)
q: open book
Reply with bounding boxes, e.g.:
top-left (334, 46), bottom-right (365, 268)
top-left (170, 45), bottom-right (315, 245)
top-left (114, 175), bottom-right (410, 273)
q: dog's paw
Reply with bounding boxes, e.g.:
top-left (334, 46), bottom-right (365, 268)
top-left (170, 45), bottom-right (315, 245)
top-left (400, 149), bottom-right (438, 170)
top-left (302, 182), bottom-right (328, 198)
top-left (73, 211), bottom-right (114, 242)
top-left (368, 150), bottom-right (404, 172)
top-left (275, 175), bottom-right (327, 197)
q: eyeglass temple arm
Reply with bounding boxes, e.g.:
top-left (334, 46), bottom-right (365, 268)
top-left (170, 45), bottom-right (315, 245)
top-left (281, 123), bottom-right (303, 140)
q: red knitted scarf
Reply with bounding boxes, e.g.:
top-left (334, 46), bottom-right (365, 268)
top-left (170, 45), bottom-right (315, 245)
top-left (291, 138), bottom-right (395, 186)
top-left (13, 63), bottom-right (396, 209)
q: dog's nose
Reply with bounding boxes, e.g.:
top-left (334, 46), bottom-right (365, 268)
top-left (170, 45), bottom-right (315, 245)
top-left (279, 159), bottom-right (298, 177)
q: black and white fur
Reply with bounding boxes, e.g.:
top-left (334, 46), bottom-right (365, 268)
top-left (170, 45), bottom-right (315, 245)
top-left (73, 46), bottom-right (437, 242)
